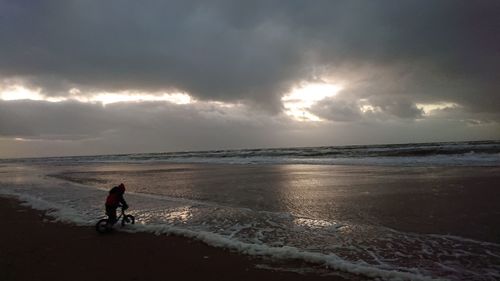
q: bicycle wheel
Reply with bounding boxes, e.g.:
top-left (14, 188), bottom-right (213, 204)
top-left (121, 215), bottom-right (135, 226)
top-left (95, 219), bottom-right (111, 233)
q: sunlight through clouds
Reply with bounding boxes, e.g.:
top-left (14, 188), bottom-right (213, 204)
top-left (416, 102), bottom-right (461, 116)
top-left (282, 82), bottom-right (343, 121)
top-left (77, 92), bottom-right (193, 105)
top-left (0, 85), bottom-right (194, 105)
top-left (0, 85), bottom-right (66, 102)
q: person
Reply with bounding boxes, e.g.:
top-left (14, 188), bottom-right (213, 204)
top-left (105, 183), bottom-right (128, 225)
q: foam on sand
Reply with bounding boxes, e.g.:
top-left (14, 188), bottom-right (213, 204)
top-left (0, 188), bottom-right (441, 281)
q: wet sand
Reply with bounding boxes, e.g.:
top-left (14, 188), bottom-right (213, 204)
top-left (52, 163), bottom-right (500, 243)
top-left (0, 197), bottom-right (359, 281)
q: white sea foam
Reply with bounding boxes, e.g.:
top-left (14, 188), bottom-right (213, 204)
top-left (0, 189), bottom-right (93, 226)
top-left (0, 188), bottom-right (440, 281)
top-left (130, 225), bottom-right (446, 281)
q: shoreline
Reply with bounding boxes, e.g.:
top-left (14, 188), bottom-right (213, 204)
top-left (0, 196), bottom-right (360, 281)
top-left (2, 162), bottom-right (499, 280)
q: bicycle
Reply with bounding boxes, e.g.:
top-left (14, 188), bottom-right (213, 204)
top-left (95, 206), bottom-right (135, 233)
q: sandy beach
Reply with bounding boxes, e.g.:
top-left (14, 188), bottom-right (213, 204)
top-left (0, 196), bottom-right (359, 281)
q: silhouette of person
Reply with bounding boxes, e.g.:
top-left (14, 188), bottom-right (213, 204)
top-left (105, 183), bottom-right (128, 224)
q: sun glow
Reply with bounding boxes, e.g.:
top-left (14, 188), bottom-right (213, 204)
top-left (282, 82), bottom-right (342, 121)
top-left (417, 102), bottom-right (460, 115)
top-left (0, 85), bottom-right (193, 105)
top-left (79, 92), bottom-right (193, 105)
top-left (0, 85), bottom-right (65, 102)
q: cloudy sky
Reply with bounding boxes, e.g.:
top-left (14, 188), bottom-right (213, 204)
top-left (0, 0), bottom-right (499, 158)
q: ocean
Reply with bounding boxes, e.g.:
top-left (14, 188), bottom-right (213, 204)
top-left (1, 140), bottom-right (499, 280)
top-left (3, 140), bottom-right (500, 166)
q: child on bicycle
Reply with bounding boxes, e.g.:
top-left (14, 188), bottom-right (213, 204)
top-left (105, 183), bottom-right (129, 225)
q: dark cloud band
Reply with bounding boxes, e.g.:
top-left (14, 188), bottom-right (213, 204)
top-left (1, 0), bottom-right (498, 114)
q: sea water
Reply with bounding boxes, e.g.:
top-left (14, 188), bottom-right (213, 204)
top-left (1, 141), bottom-right (499, 280)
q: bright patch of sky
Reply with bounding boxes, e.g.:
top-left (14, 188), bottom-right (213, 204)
top-left (2, 83), bottom-right (349, 122)
top-left (282, 83), bottom-right (343, 121)
top-left (416, 103), bottom-right (461, 115)
top-left (0, 85), bottom-right (193, 105)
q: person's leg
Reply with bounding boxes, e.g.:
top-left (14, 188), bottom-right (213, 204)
top-left (106, 205), bottom-right (117, 225)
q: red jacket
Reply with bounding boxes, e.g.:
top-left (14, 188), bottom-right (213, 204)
top-left (105, 184), bottom-right (127, 207)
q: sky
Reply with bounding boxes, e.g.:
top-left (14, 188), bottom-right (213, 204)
top-left (0, 0), bottom-right (499, 158)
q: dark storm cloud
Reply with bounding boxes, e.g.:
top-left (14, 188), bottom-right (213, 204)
top-left (309, 96), bottom-right (362, 122)
top-left (310, 93), bottom-right (424, 122)
top-left (0, 99), bottom-right (289, 143)
top-left (0, 100), bottom-right (113, 139)
top-left (369, 97), bottom-right (424, 120)
top-left (1, 0), bottom-right (499, 114)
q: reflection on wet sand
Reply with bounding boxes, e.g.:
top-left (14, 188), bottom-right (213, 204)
top-left (2, 162), bottom-right (500, 280)
top-left (48, 162), bottom-right (500, 242)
